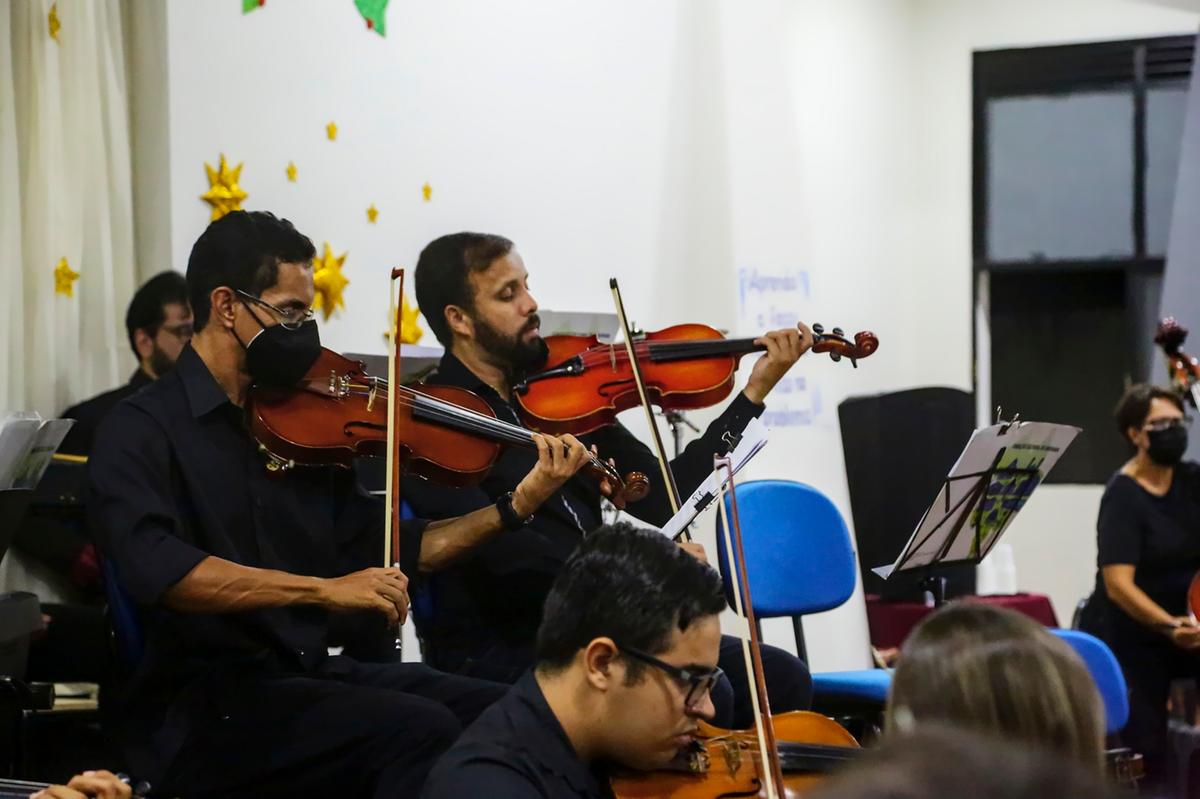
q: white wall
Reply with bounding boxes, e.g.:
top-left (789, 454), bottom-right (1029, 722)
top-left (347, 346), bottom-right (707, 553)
top-left (141, 0), bottom-right (1198, 668)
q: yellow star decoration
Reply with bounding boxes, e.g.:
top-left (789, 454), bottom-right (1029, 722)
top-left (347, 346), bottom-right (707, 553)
top-left (286, 161), bottom-right (297, 182)
top-left (311, 242), bottom-right (349, 320)
top-left (200, 154), bottom-right (248, 221)
top-left (326, 121), bottom-right (338, 141)
top-left (422, 182), bottom-right (432, 202)
top-left (366, 204), bottom-right (379, 223)
top-left (54, 257), bottom-right (79, 297)
top-left (48, 3), bottom-right (61, 41)
top-left (385, 295), bottom-right (425, 344)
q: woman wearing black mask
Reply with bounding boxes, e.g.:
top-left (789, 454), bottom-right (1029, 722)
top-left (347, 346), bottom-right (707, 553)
top-left (1079, 383), bottom-right (1200, 790)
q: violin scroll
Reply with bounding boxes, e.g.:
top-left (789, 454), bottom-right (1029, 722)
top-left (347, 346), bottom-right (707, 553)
top-left (810, 324), bottom-right (879, 367)
top-left (1154, 317), bottom-right (1200, 408)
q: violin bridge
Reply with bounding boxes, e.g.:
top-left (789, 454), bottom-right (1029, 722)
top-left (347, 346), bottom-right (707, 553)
top-left (367, 382), bottom-right (378, 413)
top-left (609, 343), bottom-right (617, 371)
top-left (722, 741), bottom-right (741, 775)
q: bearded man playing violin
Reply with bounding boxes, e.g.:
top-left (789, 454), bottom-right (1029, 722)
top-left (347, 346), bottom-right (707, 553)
top-left (422, 522), bottom-right (727, 799)
top-left (88, 212), bottom-right (601, 799)
top-left (406, 231), bottom-right (815, 729)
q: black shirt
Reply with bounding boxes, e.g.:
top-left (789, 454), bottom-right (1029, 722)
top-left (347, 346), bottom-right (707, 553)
top-left (60, 368), bottom-right (154, 456)
top-left (402, 352), bottom-right (762, 676)
top-left (1094, 462), bottom-right (1200, 645)
top-left (422, 671), bottom-right (612, 799)
top-left (87, 344), bottom-right (426, 774)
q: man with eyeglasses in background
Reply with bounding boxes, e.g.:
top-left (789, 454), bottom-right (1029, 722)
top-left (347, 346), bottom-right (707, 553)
top-left (58, 271), bottom-right (194, 456)
top-left (14, 271), bottom-right (194, 691)
top-left (422, 522), bottom-right (727, 799)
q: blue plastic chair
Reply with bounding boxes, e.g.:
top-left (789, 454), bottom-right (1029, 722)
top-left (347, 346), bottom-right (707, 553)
top-left (1050, 628), bottom-right (1129, 735)
top-left (715, 479), bottom-right (890, 710)
top-left (100, 557), bottom-right (145, 670)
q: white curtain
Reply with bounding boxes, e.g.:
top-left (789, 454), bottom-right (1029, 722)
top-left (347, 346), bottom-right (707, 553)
top-left (2, 0), bottom-right (136, 417)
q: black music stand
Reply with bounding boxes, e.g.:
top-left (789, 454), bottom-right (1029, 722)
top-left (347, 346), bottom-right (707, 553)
top-left (873, 418), bottom-right (1079, 606)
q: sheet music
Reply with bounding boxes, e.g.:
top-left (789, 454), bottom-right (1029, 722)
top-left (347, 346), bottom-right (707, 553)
top-left (658, 416), bottom-right (769, 540)
top-left (0, 412), bottom-right (42, 490)
top-left (11, 419), bottom-right (75, 489)
top-left (873, 420), bottom-right (1079, 579)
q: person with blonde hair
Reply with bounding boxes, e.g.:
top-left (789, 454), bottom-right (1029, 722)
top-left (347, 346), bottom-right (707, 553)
top-left (886, 603), bottom-right (1106, 774)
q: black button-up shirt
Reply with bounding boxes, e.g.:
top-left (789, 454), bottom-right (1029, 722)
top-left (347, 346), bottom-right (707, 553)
top-left (88, 344), bottom-right (425, 776)
top-left (60, 368), bottom-right (154, 455)
top-left (422, 671), bottom-right (612, 799)
top-left (402, 353), bottom-right (761, 677)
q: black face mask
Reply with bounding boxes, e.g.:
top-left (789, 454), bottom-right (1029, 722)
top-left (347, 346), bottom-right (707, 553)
top-left (238, 302), bottom-right (322, 388)
top-left (1147, 423), bottom-right (1189, 466)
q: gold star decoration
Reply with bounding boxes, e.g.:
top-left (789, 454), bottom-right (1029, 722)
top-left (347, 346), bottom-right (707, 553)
top-left (200, 154), bottom-right (248, 221)
top-left (385, 294), bottom-right (425, 344)
top-left (54, 257), bottom-right (79, 297)
top-left (48, 3), bottom-right (61, 41)
top-left (311, 242), bottom-right (349, 320)
top-left (366, 204), bottom-right (379, 223)
top-left (326, 121), bottom-right (338, 141)
top-left (422, 182), bottom-right (432, 202)
top-left (286, 161), bottom-right (297, 182)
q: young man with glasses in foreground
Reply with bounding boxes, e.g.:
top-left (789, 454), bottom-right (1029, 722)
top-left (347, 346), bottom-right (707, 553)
top-left (423, 522), bottom-right (727, 799)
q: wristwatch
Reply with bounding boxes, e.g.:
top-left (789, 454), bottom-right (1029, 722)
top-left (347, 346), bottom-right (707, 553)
top-left (496, 491), bottom-right (532, 530)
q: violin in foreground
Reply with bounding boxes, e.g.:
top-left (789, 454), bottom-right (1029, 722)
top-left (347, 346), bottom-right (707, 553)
top-left (246, 348), bottom-right (649, 508)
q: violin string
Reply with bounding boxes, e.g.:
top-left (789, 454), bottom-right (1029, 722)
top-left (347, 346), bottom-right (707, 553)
top-left (340, 384), bottom-right (614, 475)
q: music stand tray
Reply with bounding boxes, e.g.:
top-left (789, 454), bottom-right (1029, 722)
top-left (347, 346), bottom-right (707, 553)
top-left (873, 419), bottom-right (1080, 605)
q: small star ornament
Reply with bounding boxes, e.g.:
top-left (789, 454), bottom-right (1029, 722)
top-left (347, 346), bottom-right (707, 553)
top-left (366, 204), bottom-right (379, 223)
top-left (326, 121), bottom-right (338, 141)
top-left (385, 295), bottom-right (424, 344)
top-left (48, 3), bottom-right (61, 41)
top-left (286, 161), bottom-right (297, 182)
top-left (422, 182), bottom-right (432, 202)
top-left (54, 257), bottom-right (79, 297)
top-left (312, 242), bottom-right (349, 320)
top-left (200, 154), bottom-right (248, 221)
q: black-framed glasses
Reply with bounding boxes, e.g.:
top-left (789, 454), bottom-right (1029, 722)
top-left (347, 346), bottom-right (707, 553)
top-left (159, 322), bottom-right (194, 340)
top-left (1144, 417), bottom-right (1192, 433)
top-left (618, 644), bottom-right (723, 709)
top-left (236, 290), bottom-right (315, 331)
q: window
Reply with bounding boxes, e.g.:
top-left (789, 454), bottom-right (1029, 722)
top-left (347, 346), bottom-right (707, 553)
top-left (974, 36), bottom-right (1194, 483)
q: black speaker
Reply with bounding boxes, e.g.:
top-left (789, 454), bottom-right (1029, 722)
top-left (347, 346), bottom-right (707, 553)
top-left (838, 387), bottom-right (977, 601)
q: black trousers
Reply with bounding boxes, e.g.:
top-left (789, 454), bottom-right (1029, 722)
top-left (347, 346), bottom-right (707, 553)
top-left (428, 633), bottom-right (812, 729)
top-left (1109, 637), bottom-right (1200, 792)
top-left (154, 657), bottom-right (506, 799)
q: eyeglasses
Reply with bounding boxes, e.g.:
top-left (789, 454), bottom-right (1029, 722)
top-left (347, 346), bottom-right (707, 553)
top-left (1144, 417), bottom-right (1192, 433)
top-left (618, 644), bottom-right (723, 710)
top-left (236, 290), bottom-right (315, 331)
top-left (159, 322), bottom-right (194, 341)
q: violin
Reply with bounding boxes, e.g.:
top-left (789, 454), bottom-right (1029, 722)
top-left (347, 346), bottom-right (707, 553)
top-left (1154, 317), bottom-right (1200, 409)
top-left (246, 348), bottom-right (649, 509)
top-left (513, 322), bottom-right (879, 435)
top-left (610, 711), bottom-right (859, 798)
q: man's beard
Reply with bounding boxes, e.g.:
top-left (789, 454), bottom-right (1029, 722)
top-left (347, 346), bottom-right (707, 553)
top-left (147, 342), bottom-right (175, 378)
top-left (474, 314), bottom-right (549, 376)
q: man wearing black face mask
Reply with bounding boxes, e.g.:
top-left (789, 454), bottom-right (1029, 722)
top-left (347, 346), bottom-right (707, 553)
top-left (87, 211), bottom-right (597, 799)
top-left (1078, 383), bottom-right (1200, 791)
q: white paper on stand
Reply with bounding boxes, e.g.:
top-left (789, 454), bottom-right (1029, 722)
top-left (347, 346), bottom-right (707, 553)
top-left (658, 416), bottom-right (769, 540)
top-left (873, 420), bottom-right (1079, 580)
top-left (0, 412), bottom-right (43, 489)
top-left (12, 419), bottom-right (75, 489)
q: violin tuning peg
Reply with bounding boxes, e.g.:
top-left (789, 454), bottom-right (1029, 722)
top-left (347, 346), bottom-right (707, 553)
top-left (812, 323), bottom-right (825, 335)
top-left (830, 352), bottom-right (842, 362)
top-left (851, 358), bottom-right (858, 369)
top-left (832, 327), bottom-right (844, 337)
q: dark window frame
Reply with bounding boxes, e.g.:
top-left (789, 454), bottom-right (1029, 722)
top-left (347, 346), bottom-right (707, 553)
top-left (972, 35), bottom-right (1195, 483)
